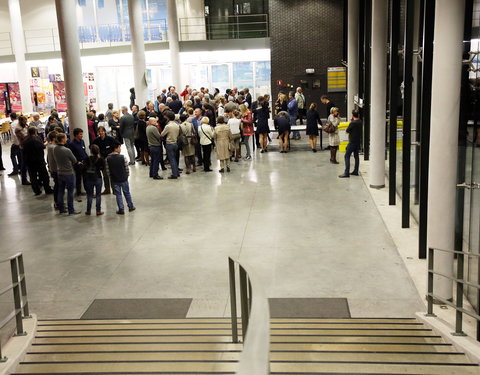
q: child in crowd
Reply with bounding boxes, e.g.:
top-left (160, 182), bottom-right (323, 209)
top-left (106, 141), bottom-right (136, 215)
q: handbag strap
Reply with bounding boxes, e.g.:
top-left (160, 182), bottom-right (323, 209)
top-left (201, 125), bottom-right (213, 143)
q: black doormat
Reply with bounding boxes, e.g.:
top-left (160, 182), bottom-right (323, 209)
top-left (268, 298), bottom-right (350, 318)
top-left (81, 298), bottom-right (193, 320)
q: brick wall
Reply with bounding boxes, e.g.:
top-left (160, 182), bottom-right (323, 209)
top-left (269, 0), bottom-right (346, 115)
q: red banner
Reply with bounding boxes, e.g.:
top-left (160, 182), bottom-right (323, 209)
top-left (53, 81), bottom-right (67, 112)
top-left (0, 83), bottom-right (6, 116)
top-left (7, 83), bottom-right (22, 113)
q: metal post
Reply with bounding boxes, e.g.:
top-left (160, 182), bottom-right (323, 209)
top-left (248, 278), bottom-right (252, 314)
top-left (10, 258), bottom-right (25, 336)
top-left (453, 250), bottom-right (466, 336)
top-left (426, 247), bottom-right (436, 316)
top-left (0, 343), bottom-right (5, 362)
top-left (228, 258), bottom-right (238, 343)
top-left (388, 0), bottom-right (401, 205)
top-left (418, 0), bottom-right (435, 259)
top-left (18, 254), bottom-right (29, 317)
top-left (402, 0), bottom-right (415, 228)
top-left (239, 266), bottom-right (249, 340)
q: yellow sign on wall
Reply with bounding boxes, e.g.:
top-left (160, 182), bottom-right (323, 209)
top-left (327, 67), bottom-right (347, 93)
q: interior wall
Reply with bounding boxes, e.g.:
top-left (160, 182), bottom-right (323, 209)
top-left (269, 0), bottom-right (345, 113)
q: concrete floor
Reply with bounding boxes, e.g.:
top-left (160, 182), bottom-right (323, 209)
top-left (0, 140), bottom-right (424, 319)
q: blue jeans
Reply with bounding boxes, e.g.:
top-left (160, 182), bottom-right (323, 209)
top-left (58, 174), bottom-right (75, 213)
top-left (84, 177), bottom-right (103, 213)
top-left (166, 143), bottom-right (179, 177)
top-left (290, 116), bottom-right (300, 138)
top-left (344, 142), bottom-right (360, 176)
top-left (113, 181), bottom-right (134, 211)
top-left (149, 145), bottom-right (161, 177)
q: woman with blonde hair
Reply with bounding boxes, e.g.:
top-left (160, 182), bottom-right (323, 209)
top-left (213, 116), bottom-right (233, 173)
top-left (327, 107), bottom-right (341, 163)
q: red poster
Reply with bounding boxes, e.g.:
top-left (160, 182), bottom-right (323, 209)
top-left (0, 83), bottom-right (6, 116)
top-left (7, 83), bottom-right (22, 113)
top-left (53, 81), bottom-right (67, 112)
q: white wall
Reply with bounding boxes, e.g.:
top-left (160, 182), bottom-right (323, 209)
top-left (0, 1), bottom-right (11, 33)
top-left (20, 0), bottom-right (57, 31)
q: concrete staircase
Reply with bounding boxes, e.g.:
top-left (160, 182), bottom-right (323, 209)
top-left (13, 317), bottom-right (480, 374)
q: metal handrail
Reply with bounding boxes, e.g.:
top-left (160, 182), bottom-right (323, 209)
top-left (179, 14), bottom-right (269, 41)
top-left (228, 257), bottom-right (270, 375)
top-left (0, 252), bottom-right (29, 362)
top-left (427, 247), bottom-right (480, 341)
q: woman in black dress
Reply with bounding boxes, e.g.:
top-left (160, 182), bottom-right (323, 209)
top-left (254, 96), bottom-right (270, 153)
top-left (274, 111), bottom-right (290, 153)
top-left (306, 103), bottom-right (322, 152)
top-left (136, 110), bottom-right (149, 165)
top-left (108, 110), bottom-right (122, 144)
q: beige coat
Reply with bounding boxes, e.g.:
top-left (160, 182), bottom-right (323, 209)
top-left (214, 124), bottom-right (233, 160)
top-left (180, 121), bottom-right (195, 157)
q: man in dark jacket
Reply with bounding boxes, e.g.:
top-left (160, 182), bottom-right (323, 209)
top-left (67, 128), bottom-right (88, 199)
top-left (339, 110), bottom-right (362, 178)
top-left (167, 94), bottom-right (183, 114)
top-left (22, 126), bottom-right (53, 195)
top-left (107, 141), bottom-right (135, 215)
top-left (120, 106), bottom-right (136, 165)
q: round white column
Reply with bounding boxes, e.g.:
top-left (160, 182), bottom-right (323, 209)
top-left (55, 0), bottom-right (89, 147)
top-left (8, 0), bottom-right (33, 113)
top-left (369, 0), bottom-right (388, 188)
top-left (427, 0), bottom-right (465, 301)
top-left (347, 0), bottom-right (359, 117)
top-left (167, 0), bottom-right (181, 90)
top-left (128, 0), bottom-right (149, 108)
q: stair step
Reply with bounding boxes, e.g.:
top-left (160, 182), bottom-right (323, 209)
top-left (269, 362), bottom-right (480, 374)
top-left (23, 351), bottom-right (468, 363)
top-left (33, 335), bottom-right (447, 344)
top-left (28, 342), bottom-right (455, 353)
top-left (36, 323), bottom-right (426, 330)
top-left (34, 328), bottom-right (434, 337)
top-left (13, 361), bottom-right (479, 374)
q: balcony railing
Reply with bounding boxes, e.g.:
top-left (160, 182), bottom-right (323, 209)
top-left (21, 19), bottom-right (167, 54)
top-left (179, 14), bottom-right (269, 41)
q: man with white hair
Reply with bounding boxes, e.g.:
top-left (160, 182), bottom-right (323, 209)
top-left (29, 113), bottom-right (45, 141)
top-left (119, 106), bottom-right (136, 165)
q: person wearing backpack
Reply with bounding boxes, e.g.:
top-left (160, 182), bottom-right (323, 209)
top-left (83, 144), bottom-right (105, 216)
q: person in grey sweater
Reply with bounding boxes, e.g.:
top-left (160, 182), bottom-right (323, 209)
top-left (146, 117), bottom-right (164, 180)
top-left (53, 133), bottom-right (80, 215)
top-left (120, 106), bottom-right (136, 165)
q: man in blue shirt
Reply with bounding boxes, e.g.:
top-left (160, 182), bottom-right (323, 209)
top-left (191, 108), bottom-right (203, 166)
top-left (67, 128), bottom-right (88, 199)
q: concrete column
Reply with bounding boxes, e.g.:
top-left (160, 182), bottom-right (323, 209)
top-left (55, 0), bottom-right (89, 146)
top-left (128, 0), bottom-right (148, 108)
top-left (347, 0), bottom-right (359, 117)
top-left (427, 0), bottom-right (465, 301)
top-left (369, 0), bottom-right (388, 188)
top-left (8, 0), bottom-right (33, 113)
top-left (167, 0), bottom-right (181, 90)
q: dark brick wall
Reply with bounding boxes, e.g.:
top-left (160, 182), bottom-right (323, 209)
top-left (269, 0), bottom-right (346, 115)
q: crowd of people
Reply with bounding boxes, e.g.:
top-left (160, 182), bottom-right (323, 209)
top-left (0, 84), bottom-right (362, 216)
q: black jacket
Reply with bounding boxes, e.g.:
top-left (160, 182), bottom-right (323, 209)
top-left (107, 153), bottom-right (129, 183)
top-left (22, 136), bottom-right (46, 165)
top-left (347, 119), bottom-right (362, 144)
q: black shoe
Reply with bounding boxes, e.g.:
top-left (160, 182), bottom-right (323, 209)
top-left (153, 175), bottom-right (163, 180)
top-left (168, 175), bottom-right (178, 179)
top-left (178, 168), bottom-right (183, 172)
top-left (34, 191), bottom-right (42, 196)
top-left (101, 190), bottom-right (111, 195)
top-left (219, 168), bottom-right (224, 173)
top-left (260, 150), bottom-right (265, 153)
top-left (116, 210), bottom-right (125, 215)
top-left (227, 167), bottom-right (230, 172)
top-left (204, 169), bottom-right (213, 172)
top-left (312, 149), bottom-right (317, 153)
top-left (129, 206), bottom-right (136, 212)
top-left (351, 172), bottom-right (359, 176)
top-left (161, 167), bottom-right (168, 171)
top-left (69, 211), bottom-right (81, 215)
top-left (338, 174), bottom-right (350, 178)
top-left (22, 181), bottom-right (31, 185)
top-left (8, 171), bottom-right (18, 176)
top-left (45, 189), bottom-right (54, 194)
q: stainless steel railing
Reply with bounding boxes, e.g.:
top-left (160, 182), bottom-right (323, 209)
top-left (427, 247), bottom-right (480, 341)
top-left (0, 252), bottom-right (29, 362)
top-left (180, 14), bottom-right (269, 41)
top-left (228, 257), bottom-right (270, 375)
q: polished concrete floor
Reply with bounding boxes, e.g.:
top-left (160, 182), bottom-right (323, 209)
top-left (0, 139), bottom-right (424, 319)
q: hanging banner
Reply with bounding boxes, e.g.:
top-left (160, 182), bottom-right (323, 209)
top-left (53, 81), bottom-right (67, 112)
top-left (0, 83), bottom-right (6, 116)
top-left (7, 83), bottom-right (22, 113)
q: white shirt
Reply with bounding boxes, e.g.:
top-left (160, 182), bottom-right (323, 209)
top-left (198, 124), bottom-right (214, 145)
top-left (227, 118), bottom-right (241, 135)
